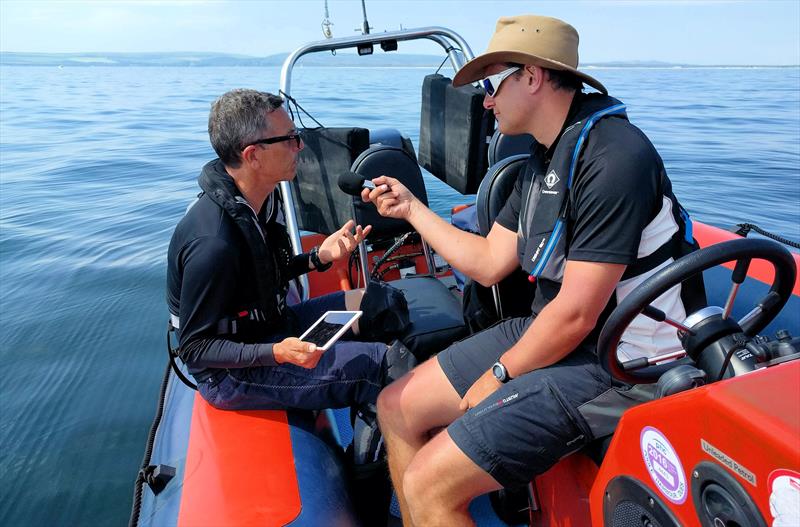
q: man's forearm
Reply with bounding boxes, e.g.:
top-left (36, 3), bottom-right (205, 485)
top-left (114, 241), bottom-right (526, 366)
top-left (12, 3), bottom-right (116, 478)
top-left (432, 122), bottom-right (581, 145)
top-left (181, 337), bottom-right (277, 370)
top-left (406, 201), bottom-right (500, 285)
top-left (500, 298), bottom-right (597, 378)
top-left (499, 261), bottom-right (626, 377)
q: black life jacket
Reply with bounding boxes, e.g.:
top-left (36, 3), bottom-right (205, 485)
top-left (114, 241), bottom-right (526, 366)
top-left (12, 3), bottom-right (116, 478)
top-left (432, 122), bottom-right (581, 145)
top-left (519, 94), bottom-right (627, 281)
top-left (518, 94), bottom-right (696, 284)
top-left (196, 159), bottom-right (295, 335)
top-left (516, 94), bottom-right (704, 331)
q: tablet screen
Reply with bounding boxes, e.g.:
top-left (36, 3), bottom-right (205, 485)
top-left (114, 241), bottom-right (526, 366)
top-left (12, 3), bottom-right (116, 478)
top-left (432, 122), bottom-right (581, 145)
top-left (299, 311), bottom-right (362, 350)
top-left (303, 320), bottom-right (345, 347)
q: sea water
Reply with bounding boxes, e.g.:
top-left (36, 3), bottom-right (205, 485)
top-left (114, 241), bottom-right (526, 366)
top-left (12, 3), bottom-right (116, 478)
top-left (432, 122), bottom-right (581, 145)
top-left (0, 65), bottom-right (798, 526)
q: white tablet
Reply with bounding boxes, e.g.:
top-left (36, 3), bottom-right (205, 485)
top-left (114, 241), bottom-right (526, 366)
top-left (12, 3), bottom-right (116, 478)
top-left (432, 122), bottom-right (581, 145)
top-left (298, 310), bottom-right (363, 351)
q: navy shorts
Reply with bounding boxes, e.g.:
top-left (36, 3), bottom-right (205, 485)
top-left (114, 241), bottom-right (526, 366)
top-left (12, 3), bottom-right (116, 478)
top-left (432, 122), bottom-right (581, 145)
top-left (437, 316), bottom-right (611, 488)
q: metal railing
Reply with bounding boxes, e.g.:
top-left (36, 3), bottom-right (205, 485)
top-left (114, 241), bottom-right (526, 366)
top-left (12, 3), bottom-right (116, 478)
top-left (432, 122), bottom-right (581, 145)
top-left (277, 26), bottom-right (474, 299)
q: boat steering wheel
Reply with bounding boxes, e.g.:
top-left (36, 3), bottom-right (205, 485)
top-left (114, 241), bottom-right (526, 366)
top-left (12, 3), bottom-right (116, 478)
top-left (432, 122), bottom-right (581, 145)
top-left (597, 238), bottom-right (796, 384)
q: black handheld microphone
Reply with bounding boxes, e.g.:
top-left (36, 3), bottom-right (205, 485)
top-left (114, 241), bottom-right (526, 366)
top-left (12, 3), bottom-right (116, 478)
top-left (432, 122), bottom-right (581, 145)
top-left (337, 171), bottom-right (376, 196)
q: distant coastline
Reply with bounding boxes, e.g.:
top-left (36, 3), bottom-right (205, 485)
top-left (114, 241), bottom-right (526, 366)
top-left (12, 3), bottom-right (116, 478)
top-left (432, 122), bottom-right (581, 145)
top-left (1, 51), bottom-right (797, 68)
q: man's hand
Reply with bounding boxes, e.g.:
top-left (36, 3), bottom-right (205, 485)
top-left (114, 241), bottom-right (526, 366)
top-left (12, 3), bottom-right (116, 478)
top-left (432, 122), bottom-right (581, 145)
top-left (273, 337), bottom-right (324, 369)
top-left (459, 369), bottom-right (503, 412)
top-left (318, 219), bottom-right (372, 264)
top-left (361, 175), bottom-right (420, 220)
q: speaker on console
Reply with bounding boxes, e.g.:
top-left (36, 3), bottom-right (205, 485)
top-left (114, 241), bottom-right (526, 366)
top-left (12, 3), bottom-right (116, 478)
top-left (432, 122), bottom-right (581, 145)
top-left (691, 461), bottom-right (766, 527)
top-left (603, 476), bottom-right (680, 527)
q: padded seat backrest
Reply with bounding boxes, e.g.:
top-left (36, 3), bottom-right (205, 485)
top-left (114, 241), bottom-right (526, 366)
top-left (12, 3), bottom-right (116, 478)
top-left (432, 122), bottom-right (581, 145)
top-left (291, 127), bottom-right (370, 235)
top-left (418, 74), bottom-right (494, 195)
top-left (487, 130), bottom-right (535, 167)
top-left (475, 154), bottom-right (529, 236)
top-left (351, 145), bottom-right (429, 239)
top-left (470, 153), bottom-right (536, 325)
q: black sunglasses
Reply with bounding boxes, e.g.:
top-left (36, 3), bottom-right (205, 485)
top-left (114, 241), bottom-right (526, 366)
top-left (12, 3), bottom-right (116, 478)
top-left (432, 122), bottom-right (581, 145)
top-left (244, 131), bottom-right (303, 149)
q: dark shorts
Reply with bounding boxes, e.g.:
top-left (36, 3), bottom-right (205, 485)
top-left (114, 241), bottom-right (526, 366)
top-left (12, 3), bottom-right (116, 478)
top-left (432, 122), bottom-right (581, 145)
top-left (437, 316), bottom-right (612, 488)
top-left (199, 291), bottom-right (388, 411)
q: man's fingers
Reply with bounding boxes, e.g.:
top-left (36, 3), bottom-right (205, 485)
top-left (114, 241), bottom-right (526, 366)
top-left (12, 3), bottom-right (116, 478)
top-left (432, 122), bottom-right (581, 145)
top-left (368, 184), bottom-right (390, 201)
top-left (379, 198), bottom-right (398, 213)
top-left (353, 225), bottom-right (370, 243)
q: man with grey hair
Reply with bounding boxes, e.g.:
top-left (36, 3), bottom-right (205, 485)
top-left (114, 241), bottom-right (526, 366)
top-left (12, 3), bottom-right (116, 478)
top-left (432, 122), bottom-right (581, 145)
top-left (167, 89), bottom-right (411, 420)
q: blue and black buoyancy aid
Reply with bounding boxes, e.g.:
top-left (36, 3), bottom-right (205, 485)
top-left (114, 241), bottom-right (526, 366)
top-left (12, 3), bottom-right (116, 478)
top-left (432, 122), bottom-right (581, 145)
top-left (517, 94), bottom-right (701, 302)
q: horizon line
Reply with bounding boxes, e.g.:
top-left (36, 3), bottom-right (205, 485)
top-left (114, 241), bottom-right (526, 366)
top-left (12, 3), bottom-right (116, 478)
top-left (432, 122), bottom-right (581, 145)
top-left (1, 51), bottom-right (798, 68)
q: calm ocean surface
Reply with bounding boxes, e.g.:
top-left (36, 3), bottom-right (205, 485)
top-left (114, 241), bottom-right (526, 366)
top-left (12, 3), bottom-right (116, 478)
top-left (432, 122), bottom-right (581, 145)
top-left (1, 65), bottom-right (798, 526)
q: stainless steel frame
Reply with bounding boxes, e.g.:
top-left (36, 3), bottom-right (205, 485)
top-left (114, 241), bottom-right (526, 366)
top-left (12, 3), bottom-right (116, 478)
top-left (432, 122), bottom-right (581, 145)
top-left (277, 26), bottom-right (474, 299)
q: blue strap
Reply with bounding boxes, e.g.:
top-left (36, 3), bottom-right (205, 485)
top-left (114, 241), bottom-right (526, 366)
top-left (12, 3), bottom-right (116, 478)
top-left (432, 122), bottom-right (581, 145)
top-left (528, 103), bottom-right (627, 281)
top-left (530, 218), bottom-right (565, 278)
top-left (566, 104), bottom-right (627, 189)
top-left (680, 207), bottom-right (694, 244)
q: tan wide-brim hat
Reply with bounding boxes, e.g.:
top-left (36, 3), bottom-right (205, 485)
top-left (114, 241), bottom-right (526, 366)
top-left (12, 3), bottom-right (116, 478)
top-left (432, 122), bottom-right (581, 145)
top-left (453, 14), bottom-right (607, 95)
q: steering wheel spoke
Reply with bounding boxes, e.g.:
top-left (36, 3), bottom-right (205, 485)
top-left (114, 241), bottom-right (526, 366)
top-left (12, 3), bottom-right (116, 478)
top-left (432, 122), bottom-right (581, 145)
top-left (642, 304), bottom-right (695, 335)
top-left (722, 257), bottom-right (751, 319)
top-left (621, 349), bottom-right (688, 372)
top-left (737, 290), bottom-right (783, 328)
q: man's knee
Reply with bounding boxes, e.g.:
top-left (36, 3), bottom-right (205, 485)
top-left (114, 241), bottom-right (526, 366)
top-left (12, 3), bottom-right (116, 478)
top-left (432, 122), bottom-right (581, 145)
top-left (376, 380), bottom-right (403, 429)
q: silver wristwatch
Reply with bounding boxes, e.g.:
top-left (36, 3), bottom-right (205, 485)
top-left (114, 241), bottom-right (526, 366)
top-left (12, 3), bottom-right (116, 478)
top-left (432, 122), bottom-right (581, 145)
top-left (492, 361), bottom-right (512, 383)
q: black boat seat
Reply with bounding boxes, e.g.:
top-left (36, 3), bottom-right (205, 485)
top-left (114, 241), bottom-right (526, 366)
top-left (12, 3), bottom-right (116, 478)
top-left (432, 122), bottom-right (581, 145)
top-left (351, 144), bottom-right (468, 360)
top-left (352, 144), bottom-right (428, 239)
top-left (487, 130), bottom-right (535, 167)
top-left (392, 276), bottom-right (467, 360)
top-left (475, 153), bottom-right (529, 237)
top-left (473, 153), bottom-right (536, 322)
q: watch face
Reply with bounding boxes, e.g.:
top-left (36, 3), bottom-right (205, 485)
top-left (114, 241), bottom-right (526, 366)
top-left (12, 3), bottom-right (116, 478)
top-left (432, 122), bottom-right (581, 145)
top-left (492, 362), bottom-right (506, 382)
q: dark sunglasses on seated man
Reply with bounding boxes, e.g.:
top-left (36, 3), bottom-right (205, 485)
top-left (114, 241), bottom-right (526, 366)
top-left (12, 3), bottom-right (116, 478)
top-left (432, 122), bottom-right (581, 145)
top-left (244, 130), bottom-right (303, 150)
top-left (482, 66), bottom-right (521, 97)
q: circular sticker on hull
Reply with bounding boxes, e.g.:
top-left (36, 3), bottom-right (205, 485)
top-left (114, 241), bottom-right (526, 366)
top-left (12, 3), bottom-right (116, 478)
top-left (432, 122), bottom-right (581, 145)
top-left (640, 426), bottom-right (687, 504)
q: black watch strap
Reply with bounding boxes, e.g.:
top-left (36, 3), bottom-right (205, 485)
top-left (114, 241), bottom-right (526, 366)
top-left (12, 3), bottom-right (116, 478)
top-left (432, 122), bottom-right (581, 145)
top-left (309, 246), bottom-right (332, 272)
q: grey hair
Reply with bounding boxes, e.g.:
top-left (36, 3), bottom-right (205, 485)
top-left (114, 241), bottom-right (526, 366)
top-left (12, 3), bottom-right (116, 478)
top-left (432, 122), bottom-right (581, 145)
top-left (208, 89), bottom-right (284, 167)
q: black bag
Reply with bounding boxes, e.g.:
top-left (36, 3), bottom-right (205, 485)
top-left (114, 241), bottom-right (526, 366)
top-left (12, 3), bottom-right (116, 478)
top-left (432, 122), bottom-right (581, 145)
top-left (358, 280), bottom-right (410, 342)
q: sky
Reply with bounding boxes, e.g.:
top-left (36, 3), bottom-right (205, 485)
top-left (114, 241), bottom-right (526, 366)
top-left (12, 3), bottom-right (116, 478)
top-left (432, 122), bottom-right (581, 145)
top-left (1, 0), bottom-right (798, 65)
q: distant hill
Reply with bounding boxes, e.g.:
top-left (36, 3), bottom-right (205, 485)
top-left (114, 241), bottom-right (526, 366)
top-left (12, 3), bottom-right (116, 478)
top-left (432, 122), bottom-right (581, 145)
top-left (1, 52), bottom-right (796, 68)
top-left (0, 51), bottom-right (451, 67)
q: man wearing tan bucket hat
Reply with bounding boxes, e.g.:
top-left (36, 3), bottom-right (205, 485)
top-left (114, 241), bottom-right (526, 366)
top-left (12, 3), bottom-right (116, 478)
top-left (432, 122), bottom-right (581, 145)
top-left (364, 14), bottom-right (700, 525)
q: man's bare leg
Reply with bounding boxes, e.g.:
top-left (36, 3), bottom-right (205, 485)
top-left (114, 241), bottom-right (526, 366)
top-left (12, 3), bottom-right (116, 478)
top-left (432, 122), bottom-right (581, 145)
top-left (404, 428), bottom-right (502, 527)
top-left (376, 357), bottom-right (464, 526)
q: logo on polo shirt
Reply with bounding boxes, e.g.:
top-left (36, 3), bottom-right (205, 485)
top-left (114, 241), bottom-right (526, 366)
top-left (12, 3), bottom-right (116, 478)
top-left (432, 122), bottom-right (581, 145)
top-left (542, 170), bottom-right (560, 195)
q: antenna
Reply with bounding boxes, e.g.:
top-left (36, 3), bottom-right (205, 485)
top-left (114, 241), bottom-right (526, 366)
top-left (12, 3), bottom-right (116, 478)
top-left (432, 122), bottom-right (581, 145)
top-left (356, 0), bottom-right (372, 35)
top-left (321, 0), bottom-right (333, 39)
